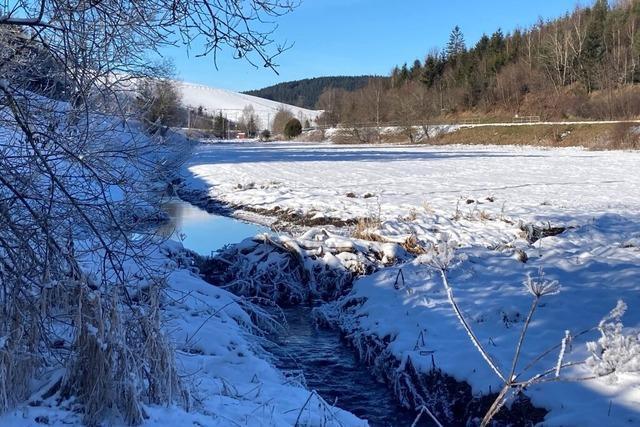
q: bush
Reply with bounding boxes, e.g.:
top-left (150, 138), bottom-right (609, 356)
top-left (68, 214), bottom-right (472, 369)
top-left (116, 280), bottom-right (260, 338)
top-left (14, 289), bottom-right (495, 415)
top-left (284, 118), bottom-right (302, 139)
top-left (271, 108), bottom-right (294, 134)
top-left (260, 129), bottom-right (271, 141)
top-left (609, 122), bottom-right (640, 149)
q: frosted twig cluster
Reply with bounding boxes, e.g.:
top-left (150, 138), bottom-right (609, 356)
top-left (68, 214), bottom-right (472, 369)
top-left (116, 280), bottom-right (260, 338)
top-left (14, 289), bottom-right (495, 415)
top-left (426, 237), bottom-right (632, 427)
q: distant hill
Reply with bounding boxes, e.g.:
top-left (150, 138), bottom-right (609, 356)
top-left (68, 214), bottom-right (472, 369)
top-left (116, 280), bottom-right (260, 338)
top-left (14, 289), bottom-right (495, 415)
top-left (244, 76), bottom-right (386, 109)
top-left (175, 81), bottom-right (321, 128)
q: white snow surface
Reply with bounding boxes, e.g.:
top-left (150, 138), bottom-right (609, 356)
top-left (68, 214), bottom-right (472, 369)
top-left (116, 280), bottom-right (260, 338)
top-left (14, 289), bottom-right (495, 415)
top-left (176, 81), bottom-right (321, 129)
top-left (0, 241), bottom-right (364, 427)
top-left (183, 141), bottom-right (640, 243)
top-left (180, 141), bottom-right (640, 426)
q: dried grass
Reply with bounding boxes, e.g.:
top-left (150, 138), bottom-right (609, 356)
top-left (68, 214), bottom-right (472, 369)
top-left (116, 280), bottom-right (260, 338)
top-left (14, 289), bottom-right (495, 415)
top-left (434, 123), bottom-right (640, 150)
top-left (60, 279), bottom-right (186, 426)
top-left (352, 217), bottom-right (384, 242)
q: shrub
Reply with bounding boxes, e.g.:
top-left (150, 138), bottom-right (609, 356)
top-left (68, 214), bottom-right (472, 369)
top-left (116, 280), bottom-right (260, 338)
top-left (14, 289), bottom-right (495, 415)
top-left (271, 108), bottom-right (294, 134)
top-left (284, 118), bottom-right (302, 139)
top-left (609, 122), bottom-right (640, 149)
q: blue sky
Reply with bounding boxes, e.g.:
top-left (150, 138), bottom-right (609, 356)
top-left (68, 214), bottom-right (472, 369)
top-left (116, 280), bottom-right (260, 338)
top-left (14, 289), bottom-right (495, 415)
top-left (164, 0), bottom-right (588, 92)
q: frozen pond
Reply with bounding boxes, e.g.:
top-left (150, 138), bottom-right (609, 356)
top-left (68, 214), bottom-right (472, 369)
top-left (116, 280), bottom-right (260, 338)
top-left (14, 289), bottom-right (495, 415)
top-left (159, 198), bottom-right (267, 255)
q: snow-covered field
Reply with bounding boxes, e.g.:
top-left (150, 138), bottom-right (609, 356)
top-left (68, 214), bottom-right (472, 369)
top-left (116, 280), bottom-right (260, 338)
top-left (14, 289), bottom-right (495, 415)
top-left (183, 142), bottom-right (640, 243)
top-left (176, 81), bottom-right (321, 129)
top-left (180, 141), bottom-right (640, 426)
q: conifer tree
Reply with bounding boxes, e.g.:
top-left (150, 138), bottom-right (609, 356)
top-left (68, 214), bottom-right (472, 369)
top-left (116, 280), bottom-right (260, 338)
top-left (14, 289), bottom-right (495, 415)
top-left (446, 25), bottom-right (466, 58)
top-left (284, 118), bottom-right (302, 139)
top-left (213, 112), bottom-right (227, 137)
top-left (400, 63), bottom-right (410, 82)
top-left (410, 59), bottom-right (422, 79)
top-left (583, 0), bottom-right (609, 91)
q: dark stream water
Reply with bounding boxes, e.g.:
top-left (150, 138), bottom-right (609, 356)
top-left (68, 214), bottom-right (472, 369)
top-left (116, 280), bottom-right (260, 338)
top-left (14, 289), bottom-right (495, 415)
top-left (164, 199), bottom-right (431, 426)
top-left (267, 307), bottom-right (430, 427)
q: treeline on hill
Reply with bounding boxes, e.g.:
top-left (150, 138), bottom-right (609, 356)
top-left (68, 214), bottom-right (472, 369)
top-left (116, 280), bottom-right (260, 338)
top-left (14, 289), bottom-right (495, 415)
top-left (318, 0), bottom-right (640, 126)
top-left (245, 76), bottom-right (385, 109)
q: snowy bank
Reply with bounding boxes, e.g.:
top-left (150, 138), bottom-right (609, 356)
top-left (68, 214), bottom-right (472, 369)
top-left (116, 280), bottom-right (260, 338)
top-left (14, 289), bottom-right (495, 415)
top-left (319, 214), bottom-right (640, 425)
top-left (177, 141), bottom-right (640, 425)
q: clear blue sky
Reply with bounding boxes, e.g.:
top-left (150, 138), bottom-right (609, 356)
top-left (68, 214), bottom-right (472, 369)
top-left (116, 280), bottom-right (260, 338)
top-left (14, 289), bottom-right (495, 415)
top-left (164, 0), bottom-right (589, 92)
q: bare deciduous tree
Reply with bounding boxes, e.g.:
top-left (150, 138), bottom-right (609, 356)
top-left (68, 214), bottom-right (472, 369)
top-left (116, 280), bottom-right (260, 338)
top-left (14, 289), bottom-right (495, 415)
top-left (271, 106), bottom-right (294, 134)
top-left (0, 0), bottom-right (297, 424)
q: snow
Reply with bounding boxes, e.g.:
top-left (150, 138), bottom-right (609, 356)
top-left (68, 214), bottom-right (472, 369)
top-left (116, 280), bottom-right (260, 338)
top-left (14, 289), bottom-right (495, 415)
top-left (0, 238), bottom-right (365, 427)
top-left (179, 141), bottom-right (640, 426)
top-left (182, 141), bottom-right (640, 245)
top-left (176, 81), bottom-right (321, 129)
top-left (0, 107), bottom-right (362, 426)
top-left (333, 215), bottom-right (640, 425)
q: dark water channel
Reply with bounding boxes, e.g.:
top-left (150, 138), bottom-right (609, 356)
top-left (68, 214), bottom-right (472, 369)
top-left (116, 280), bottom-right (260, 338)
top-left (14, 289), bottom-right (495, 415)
top-left (267, 307), bottom-right (429, 427)
top-left (163, 199), bottom-right (431, 426)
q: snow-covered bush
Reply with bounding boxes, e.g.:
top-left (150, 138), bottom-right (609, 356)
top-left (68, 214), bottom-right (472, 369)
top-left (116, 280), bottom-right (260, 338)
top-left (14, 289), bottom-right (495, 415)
top-left (204, 233), bottom-right (359, 304)
top-left (587, 300), bottom-right (640, 379)
top-left (202, 229), bottom-right (403, 304)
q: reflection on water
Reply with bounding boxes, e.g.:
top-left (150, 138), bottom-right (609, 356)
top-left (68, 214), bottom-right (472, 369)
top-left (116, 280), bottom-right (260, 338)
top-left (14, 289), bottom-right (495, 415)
top-left (159, 199), bottom-right (267, 255)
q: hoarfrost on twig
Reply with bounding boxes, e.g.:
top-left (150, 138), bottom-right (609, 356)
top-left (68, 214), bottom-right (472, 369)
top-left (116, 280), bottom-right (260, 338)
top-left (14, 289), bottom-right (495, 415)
top-left (524, 268), bottom-right (560, 298)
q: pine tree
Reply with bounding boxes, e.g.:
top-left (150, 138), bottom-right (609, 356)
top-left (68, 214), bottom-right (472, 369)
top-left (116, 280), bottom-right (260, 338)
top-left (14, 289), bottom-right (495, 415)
top-left (213, 112), bottom-right (227, 137)
top-left (421, 54), bottom-right (444, 87)
top-left (582, 0), bottom-right (609, 91)
top-left (410, 59), bottom-right (422, 79)
top-left (490, 29), bottom-right (505, 52)
top-left (400, 63), bottom-right (410, 82)
top-left (475, 34), bottom-right (490, 54)
top-left (446, 25), bottom-right (466, 58)
top-left (489, 29), bottom-right (507, 72)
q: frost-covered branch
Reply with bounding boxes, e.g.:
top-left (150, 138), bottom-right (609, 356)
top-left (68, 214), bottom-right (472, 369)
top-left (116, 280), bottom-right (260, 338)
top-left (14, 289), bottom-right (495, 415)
top-left (437, 267), bottom-right (507, 383)
top-left (412, 405), bottom-right (444, 427)
top-left (425, 235), bottom-right (507, 382)
top-left (586, 300), bottom-right (640, 379)
top-left (426, 237), bottom-right (634, 427)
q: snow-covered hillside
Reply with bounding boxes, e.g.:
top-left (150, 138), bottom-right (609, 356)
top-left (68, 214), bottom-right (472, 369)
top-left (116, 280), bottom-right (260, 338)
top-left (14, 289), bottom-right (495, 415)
top-left (176, 81), bottom-right (322, 129)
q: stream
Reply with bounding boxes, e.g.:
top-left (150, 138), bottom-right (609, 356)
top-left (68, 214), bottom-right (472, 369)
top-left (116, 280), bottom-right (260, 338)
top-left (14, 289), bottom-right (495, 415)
top-left (159, 198), bottom-right (267, 255)
top-left (268, 306), bottom-right (425, 426)
top-left (162, 199), bottom-right (429, 426)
